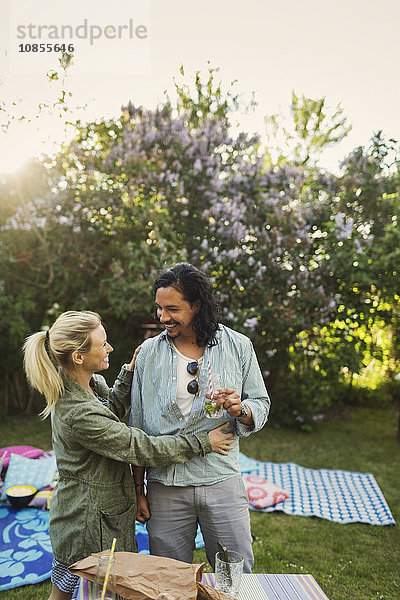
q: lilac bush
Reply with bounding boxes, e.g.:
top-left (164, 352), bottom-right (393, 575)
top-left (1, 68), bottom-right (398, 424)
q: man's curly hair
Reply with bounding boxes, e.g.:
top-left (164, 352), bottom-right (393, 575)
top-left (154, 263), bottom-right (221, 347)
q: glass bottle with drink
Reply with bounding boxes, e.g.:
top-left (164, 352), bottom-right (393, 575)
top-left (204, 372), bottom-right (224, 418)
top-left (92, 551), bottom-right (117, 600)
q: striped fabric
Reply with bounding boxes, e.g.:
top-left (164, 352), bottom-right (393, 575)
top-left (72, 578), bottom-right (124, 600)
top-left (73, 573), bottom-right (330, 600)
top-left (202, 573), bottom-right (330, 600)
top-left (51, 558), bottom-right (79, 594)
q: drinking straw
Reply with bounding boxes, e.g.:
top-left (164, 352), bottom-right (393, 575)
top-left (207, 360), bottom-right (214, 401)
top-left (100, 537), bottom-right (116, 600)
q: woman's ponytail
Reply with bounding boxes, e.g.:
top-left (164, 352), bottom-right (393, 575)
top-left (23, 331), bottom-right (64, 418)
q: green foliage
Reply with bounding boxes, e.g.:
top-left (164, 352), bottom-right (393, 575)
top-left (291, 92), bottom-right (351, 163)
top-left (264, 91), bottom-right (351, 167)
top-left (0, 66), bottom-right (399, 425)
top-left (173, 63), bottom-right (241, 125)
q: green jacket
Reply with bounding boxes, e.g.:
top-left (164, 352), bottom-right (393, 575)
top-left (50, 366), bottom-right (212, 565)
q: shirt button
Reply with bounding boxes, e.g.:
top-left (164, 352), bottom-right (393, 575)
top-left (172, 377), bottom-right (176, 381)
top-left (179, 417), bottom-right (183, 421)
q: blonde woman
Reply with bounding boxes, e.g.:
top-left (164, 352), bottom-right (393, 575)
top-left (23, 310), bottom-right (234, 600)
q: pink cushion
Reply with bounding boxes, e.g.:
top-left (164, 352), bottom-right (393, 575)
top-left (243, 474), bottom-right (289, 508)
top-left (0, 446), bottom-right (45, 469)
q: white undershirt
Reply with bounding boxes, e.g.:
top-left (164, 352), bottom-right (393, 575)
top-left (170, 341), bottom-right (203, 420)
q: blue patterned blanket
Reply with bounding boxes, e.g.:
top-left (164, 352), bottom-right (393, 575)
top-left (0, 508), bottom-right (203, 591)
top-left (0, 506), bottom-right (51, 590)
top-left (238, 453), bottom-right (396, 526)
top-left (0, 509), bottom-right (153, 591)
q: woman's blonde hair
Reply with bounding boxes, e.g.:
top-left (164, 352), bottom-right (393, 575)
top-left (23, 310), bottom-right (101, 418)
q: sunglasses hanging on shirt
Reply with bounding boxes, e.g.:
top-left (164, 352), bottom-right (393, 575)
top-left (187, 361), bottom-right (199, 395)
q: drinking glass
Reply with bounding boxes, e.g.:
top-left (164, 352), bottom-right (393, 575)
top-left (204, 372), bottom-right (224, 418)
top-left (215, 550), bottom-right (244, 599)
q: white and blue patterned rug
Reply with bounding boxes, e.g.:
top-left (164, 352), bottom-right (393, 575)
top-left (239, 453), bottom-right (396, 526)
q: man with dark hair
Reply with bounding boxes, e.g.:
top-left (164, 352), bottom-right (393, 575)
top-left (131, 263), bottom-right (270, 572)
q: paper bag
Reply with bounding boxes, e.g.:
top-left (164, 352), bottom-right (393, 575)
top-left (69, 551), bottom-right (204, 600)
top-left (196, 582), bottom-right (235, 600)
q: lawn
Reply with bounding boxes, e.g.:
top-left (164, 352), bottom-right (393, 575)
top-left (0, 406), bottom-right (399, 600)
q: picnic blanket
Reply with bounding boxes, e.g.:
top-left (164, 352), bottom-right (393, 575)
top-left (238, 452), bottom-right (396, 526)
top-left (0, 506), bottom-right (52, 590)
top-left (0, 509), bottom-right (149, 591)
top-left (0, 508), bottom-right (204, 592)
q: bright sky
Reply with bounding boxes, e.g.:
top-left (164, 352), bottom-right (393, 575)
top-left (1, 0), bottom-right (399, 174)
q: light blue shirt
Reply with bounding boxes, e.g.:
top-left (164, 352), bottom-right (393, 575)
top-left (131, 324), bottom-right (270, 486)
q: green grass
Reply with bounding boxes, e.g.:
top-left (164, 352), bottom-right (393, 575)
top-left (1, 407), bottom-right (399, 599)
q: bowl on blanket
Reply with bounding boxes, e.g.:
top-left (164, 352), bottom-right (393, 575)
top-left (6, 484), bottom-right (38, 508)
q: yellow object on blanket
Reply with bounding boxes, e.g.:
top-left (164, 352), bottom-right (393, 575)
top-left (28, 472), bottom-right (58, 510)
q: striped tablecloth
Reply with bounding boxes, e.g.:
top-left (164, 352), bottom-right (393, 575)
top-left (202, 573), bottom-right (330, 600)
top-left (73, 572), bottom-right (329, 599)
